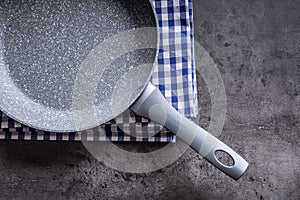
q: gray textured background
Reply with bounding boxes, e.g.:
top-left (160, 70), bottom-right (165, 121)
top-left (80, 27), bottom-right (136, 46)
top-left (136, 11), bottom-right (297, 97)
top-left (0, 0), bottom-right (299, 199)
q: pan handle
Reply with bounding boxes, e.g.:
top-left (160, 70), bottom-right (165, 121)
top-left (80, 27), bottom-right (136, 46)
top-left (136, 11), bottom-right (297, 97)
top-left (131, 83), bottom-right (248, 180)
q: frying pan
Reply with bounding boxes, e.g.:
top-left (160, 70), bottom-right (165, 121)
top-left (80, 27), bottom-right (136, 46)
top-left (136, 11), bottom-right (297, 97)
top-left (0, 0), bottom-right (248, 179)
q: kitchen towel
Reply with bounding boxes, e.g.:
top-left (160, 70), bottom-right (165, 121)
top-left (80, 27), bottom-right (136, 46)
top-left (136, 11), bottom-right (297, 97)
top-left (0, 0), bottom-right (198, 142)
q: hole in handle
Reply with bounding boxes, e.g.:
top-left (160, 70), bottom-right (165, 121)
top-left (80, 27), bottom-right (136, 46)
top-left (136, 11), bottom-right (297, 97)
top-left (215, 150), bottom-right (235, 167)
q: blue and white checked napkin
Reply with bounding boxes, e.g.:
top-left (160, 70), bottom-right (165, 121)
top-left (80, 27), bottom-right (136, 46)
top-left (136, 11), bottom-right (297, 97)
top-left (0, 0), bottom-right (198, 142)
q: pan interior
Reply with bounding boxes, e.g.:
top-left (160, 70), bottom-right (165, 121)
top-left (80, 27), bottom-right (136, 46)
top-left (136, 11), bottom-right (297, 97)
top-left (0, 0), bottom-right (158, 132)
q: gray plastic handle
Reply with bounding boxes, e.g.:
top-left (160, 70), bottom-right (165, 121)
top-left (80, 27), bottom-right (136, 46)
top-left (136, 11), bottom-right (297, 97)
top-left (131, 83), bottom-right (249, 180)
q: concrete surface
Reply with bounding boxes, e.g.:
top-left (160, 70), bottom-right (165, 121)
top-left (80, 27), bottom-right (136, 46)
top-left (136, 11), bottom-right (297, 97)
top-left (0, 0), bottom-right (299, 199)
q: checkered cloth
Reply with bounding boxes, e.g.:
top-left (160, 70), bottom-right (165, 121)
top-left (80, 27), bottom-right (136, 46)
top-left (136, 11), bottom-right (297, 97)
top-left (0, 0), bottom-right (198, 142)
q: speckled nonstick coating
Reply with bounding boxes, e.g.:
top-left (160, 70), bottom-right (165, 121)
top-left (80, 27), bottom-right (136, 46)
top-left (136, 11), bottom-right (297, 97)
top-left (0, 0), bottom-right (158, 132)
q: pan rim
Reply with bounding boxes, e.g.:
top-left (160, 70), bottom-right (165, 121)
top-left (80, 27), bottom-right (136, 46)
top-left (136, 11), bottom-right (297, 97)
top-left (0, 0), bottom-right (160, 133)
